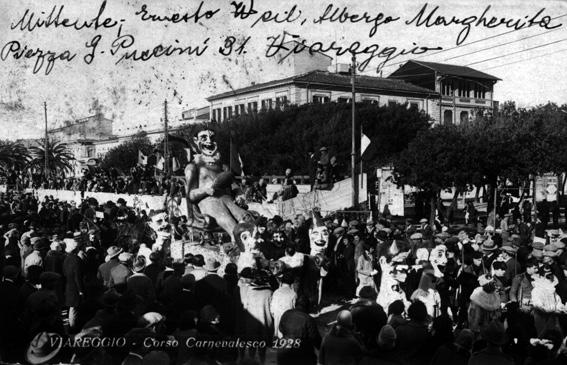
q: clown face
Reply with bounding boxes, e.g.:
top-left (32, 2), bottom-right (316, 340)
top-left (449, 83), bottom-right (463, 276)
top-left (430, 245), bottom-right (448, 277)
top-left (194, 130), bottom-right (218, 157)
top-left (309, 225), bottom-right (329, 256)
top-left (240, 227), bottom-right (258, 252)
top-left (272, 231), bottom-right (286, 247)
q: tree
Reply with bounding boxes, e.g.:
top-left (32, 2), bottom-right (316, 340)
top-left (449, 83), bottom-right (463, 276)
top-left (0, 140), bottom-right (29, 176)
top-left (28, 139), bottom-right (74, 177)
top-left (200, 102), bottom-right (431, 177)
top-left (100, 132), bottom-right (153, 172)
top-left (393, 124), bottom-right (468, 223)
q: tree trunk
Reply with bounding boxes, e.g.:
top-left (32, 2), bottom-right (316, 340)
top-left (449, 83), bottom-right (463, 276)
top-left (447, 188), bottom-right (461, 224)
top-left (430, 194), bottom-right (436, 228)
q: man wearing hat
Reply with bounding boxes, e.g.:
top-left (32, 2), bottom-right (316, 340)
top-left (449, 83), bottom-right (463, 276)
top-left (510, 258), bottom-right (538, 311)
top-left (319, 310), bottom-right (362, 365)
top-left (44, 239), bottom-right (65, 276)
top-left (481, 238), bottom-right (499, 273)
top-left (109, 252), bottom-right (133, 290)
top-left (126, 256), bottom-right (155, 313)
top-left (23, 237), bottom-right (45, 277)
top-left (499, 241), bottom-right (520, 286)
top-left (469, 321), bottom-right (514, 365)
top-left (97, 246), bottom-right (122, 288)
top-left (62, 237), bottom-right (83, 331)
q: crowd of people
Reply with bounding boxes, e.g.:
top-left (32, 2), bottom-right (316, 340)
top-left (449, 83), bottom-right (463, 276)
top-left (0, 188), bottom-right (567, 365)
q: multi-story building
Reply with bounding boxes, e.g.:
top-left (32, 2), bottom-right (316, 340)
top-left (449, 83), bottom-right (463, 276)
top-left (50, 114), bottom-right (113, 142)
top-left (206, 57), bottom-right (500, 126)
top-left (207, 68), bottom-right (439, 122)
top-left (388, 60), bottom-right (500, 124)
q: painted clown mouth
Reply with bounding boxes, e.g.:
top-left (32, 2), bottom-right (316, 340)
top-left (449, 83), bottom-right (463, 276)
top-left (201, 143), bottom-right (217, 155)
top-left (313, 240), bottom-right (327, 246)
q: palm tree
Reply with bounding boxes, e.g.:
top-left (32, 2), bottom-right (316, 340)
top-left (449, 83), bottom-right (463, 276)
top-left (0, 140), bottom-right (30, 176)
top-left (28, 139), bottom-right (75, 177)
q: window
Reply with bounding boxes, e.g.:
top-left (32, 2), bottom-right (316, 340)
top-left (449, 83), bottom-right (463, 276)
top-left (337, 97), bottom-right (352, 103)
top-left (313, 95), bottom-right (330, 104)
top-left (261, 99), bottom-right (273, 110)
top-left (443, 110), bottom-right (453, 125)
top-left (275, 96), bottom-right (288, 109)
top-left (362, 98), bottom-right (379, 104)
top-left (213, 108), bottom-right (221, 122)
top-left (409, 102), bottom-right (420, 109)
top-left (442, 80), bottom-right (454, 96)
top-left (460, 111), bottom-right (469, 123)
top-left (247, 101), bottom-right (258, 113)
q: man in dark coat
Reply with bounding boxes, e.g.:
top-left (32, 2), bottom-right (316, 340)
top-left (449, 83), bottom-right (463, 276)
top-left (395, 301), bottom-right (431, 365)
top-left (62, 238), bottom-right (83, 331)
top-left (278, 296), bottom-right (321, 365)
top-left (319, 310), bottom-right (363, 365)
top-left (97, 245), bottom-right (122, 288)
top-left (0, 266), bottom-right (21, 362)
top-left (195, 258), bottom-right (231, 332)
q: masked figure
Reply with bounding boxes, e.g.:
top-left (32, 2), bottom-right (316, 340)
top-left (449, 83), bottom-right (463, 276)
top-left (301, 210), bottom-right (330, 311)
top-left (185, 128), bottom-right (252, 240)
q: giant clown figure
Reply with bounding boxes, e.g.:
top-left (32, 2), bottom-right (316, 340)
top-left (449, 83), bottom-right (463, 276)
top-left (185, 127), bottom-right (252, 241)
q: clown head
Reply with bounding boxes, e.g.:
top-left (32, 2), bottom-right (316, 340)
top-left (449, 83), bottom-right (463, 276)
top-left (194, 128), bottom-right (218, 157)
top-left (309, 210), bottom-right (329, 256)
top-left (429, 245), bottom-right (447, 278)
top-left (234, 221), bottom-right (258, 252)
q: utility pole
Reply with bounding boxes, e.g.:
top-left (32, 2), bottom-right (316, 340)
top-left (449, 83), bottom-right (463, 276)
top-left (351, 53), bottom-right (359, 208)
top-left (43, 102), bottom-right (48, 179)
top-left (163, 99), bottom-right (169, 176)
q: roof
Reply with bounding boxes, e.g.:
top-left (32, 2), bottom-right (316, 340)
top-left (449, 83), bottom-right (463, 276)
top-left (207, 70), bottom-right (438, 101)
top-left (395, 60), bottom-right (501, 81)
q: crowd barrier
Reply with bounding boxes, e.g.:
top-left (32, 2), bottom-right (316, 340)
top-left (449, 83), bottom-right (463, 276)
top-left (30, 175), bottom-right (366, 221)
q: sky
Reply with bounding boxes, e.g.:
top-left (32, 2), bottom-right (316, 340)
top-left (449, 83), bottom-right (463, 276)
top-left (0, 0), bottom-right (566, 139)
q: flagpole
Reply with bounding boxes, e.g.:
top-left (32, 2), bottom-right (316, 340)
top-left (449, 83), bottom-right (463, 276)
top-left (351, 52), bottom-right (358, 208)
top-left (164, 99), bottom-right (169, 176)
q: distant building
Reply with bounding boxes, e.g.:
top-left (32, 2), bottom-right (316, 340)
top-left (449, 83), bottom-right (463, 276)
top-left (181, 106), bottom-right (210, 123)
top-left (207, 69), bottom-right (438, 122)
top-left (388, 60), bottom-right (500, 124)
top-left (206, 57), bottom-right (500, 126)
top-left (50, 114), bottom-right (114, 142)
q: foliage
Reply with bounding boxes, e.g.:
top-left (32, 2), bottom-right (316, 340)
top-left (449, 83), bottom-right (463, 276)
top-left (100, 132), bottom-right (153, 172)
top-left (183, 102), bottom-right (431, 176)
top-left (0, 140), bottom-right (29, 175)
top-left (28, 139), bottom-right (74, 176)
top-left (393, 101), bottom-right (567, 212)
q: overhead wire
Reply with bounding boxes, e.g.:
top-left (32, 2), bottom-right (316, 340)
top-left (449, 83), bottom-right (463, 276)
top-left (443, 27), bottom-right (563, 61)
top-left (483, 47), bottom-right (567, 70)
top-left (465, 38), bottom-right (567, 66)
top-left (376, 12), bottom-right (567, 70)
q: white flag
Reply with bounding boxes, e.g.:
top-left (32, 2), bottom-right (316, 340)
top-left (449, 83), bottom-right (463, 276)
top-left (138, 150), bottom-right (148, 165)
top-left (156, 157), bottom-right (165, 170)
top-left (361, 131), bottom-right (371, 155)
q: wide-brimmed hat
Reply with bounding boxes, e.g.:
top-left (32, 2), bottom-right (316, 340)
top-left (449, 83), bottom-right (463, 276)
top-left (142, 312), bottom-right (164, 328)
top-left (26, 332), bottom-right (62, 364)
top-left (478, 274), bottom-right (494, 286)
top-left (106, 246), bottom-right (122, 260)
top-left (419, 218), bottom-right (428, 224)
top-left (543, 244), bottom-right (559, 257)
top-left (333, 227), bottom-right (345, 235)
top-left (481, 239), bottom-right (497, 251)
top-left (481, 320), bottom-right (507, 345)
top-left (63, 238), bottom-right (78, 253)
top-left (347, 228), bottom-right (359, 236)
top-left (204, 257), bottom-right (220, 272)
top-left (118, 252), bottom-right (133, 263)
top-left (410, 232), bottom-right (423, 240)
top-left (501, 242), bottom-right (518, 254)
